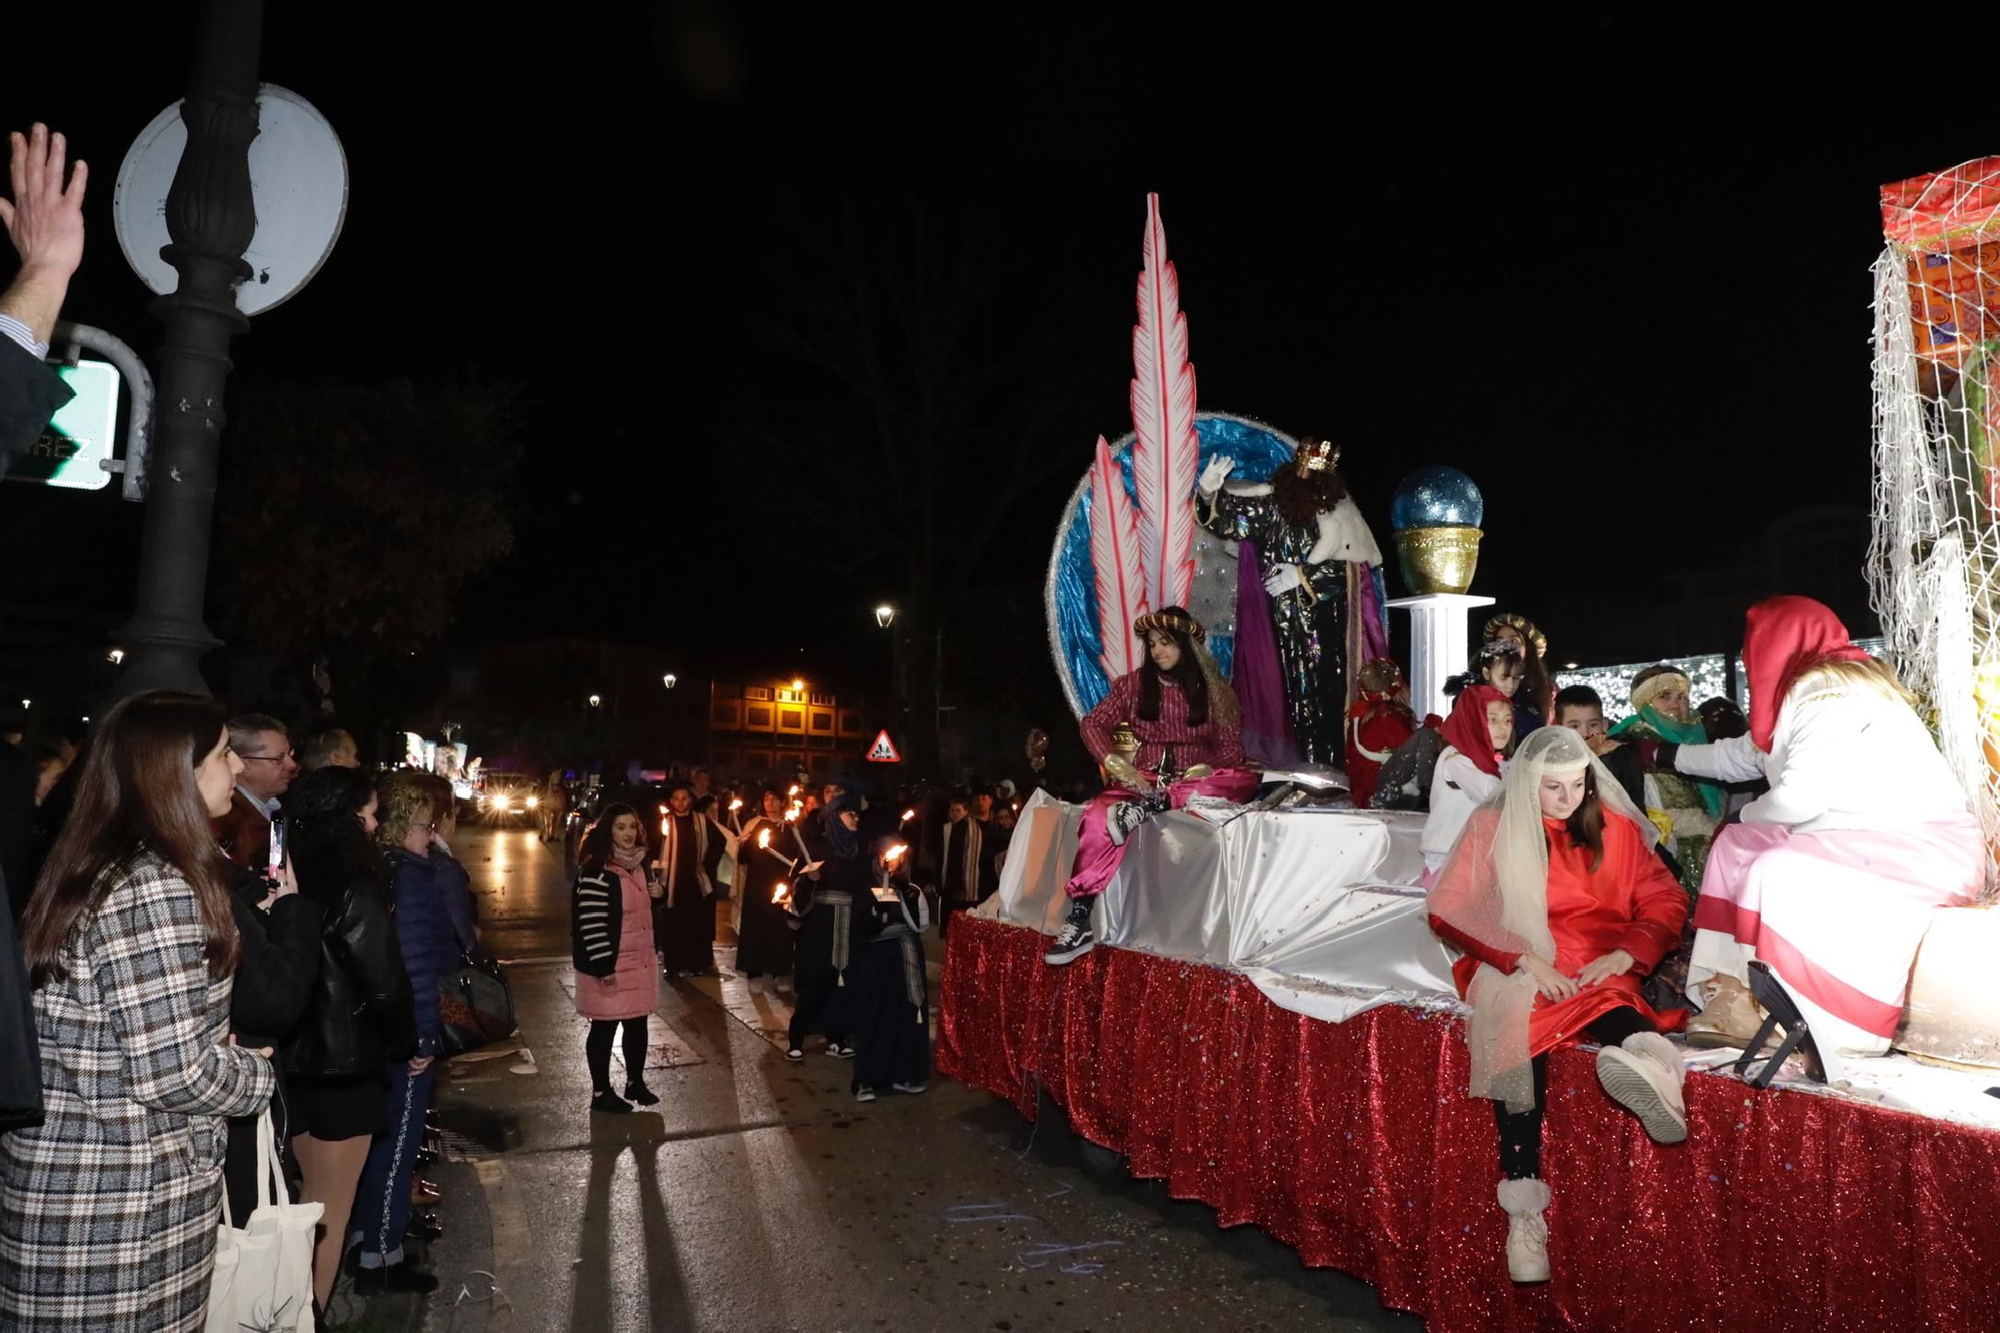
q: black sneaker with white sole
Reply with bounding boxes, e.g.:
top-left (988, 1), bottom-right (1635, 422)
top-left (1106, 801), bottom-right (1147, 848)
top-left (1044, 901), bottom-right (1097, 964)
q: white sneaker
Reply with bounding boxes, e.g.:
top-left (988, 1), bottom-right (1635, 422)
top-left (891, 1081), bottom-right (928, 1095)
top-left (855, 1087), bottom-right (876, 1103)
top-left (1595, 1031), bottom-right (1687, 1144)
top-left (1496, 1178), bottom-right (1551, 1284)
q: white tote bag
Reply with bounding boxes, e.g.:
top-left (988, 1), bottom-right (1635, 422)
top-left (206, 1110), bottom-right (325, 1333)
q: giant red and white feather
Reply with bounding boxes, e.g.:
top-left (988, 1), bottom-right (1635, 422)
top-left (1088, 434), bottom-right (1147, 682)
top-left (1129, 192), bottom-right (1200, 613)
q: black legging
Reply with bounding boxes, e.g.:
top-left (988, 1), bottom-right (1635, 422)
top-left (585, 1017), bottom-right (650, 1092)
top-left (1494, 1005), bottom-right (1652, 1180)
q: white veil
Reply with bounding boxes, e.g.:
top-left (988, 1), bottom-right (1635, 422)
top-left (1426, 725), bottom-right (1658, 1112)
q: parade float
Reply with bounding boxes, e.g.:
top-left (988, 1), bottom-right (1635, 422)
top-left (936, 188), bottom-right (2000, 1332)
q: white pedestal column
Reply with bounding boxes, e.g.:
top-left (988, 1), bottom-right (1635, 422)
top-left (1386, 593), bottom-right (1496, 721)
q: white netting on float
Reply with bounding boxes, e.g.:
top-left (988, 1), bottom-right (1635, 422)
top-left (1866, 156), bottom-right (2000, 893)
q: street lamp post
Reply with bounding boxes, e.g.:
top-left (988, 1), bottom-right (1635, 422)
top-left (116, 0), bottom-right (265, 698)
top-left (661, 672), bottom-right (676, 770)
top-left (875, 604), bottom-right (904, 757)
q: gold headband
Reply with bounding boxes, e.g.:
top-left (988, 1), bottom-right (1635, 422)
top-left (1134, 611), bottom-right (1206, 643)
top-left (1630, 670), bottom-right (1692, 714)
top-left (1482, 613), bottom-right (1547, 658)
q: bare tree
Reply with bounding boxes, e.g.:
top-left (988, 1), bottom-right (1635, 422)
top-left (750, 201), bottom-right (1107, 771)
top-left (212, 376), bottom-right (520, 740)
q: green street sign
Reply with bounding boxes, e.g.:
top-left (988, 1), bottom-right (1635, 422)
top-left (5, 359), bottom-right (120, 490)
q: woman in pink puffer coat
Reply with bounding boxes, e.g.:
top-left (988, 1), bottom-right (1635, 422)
top-left (570, 805), bottom-right (659, 1114)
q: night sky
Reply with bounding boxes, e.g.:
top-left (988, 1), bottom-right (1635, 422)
top-left (3, 10), bottom-right (1987, 694)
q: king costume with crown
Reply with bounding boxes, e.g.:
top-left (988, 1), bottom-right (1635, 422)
top-left (1044, 195), bottom-right (1388, 772)
top-left (1196, 437), bottom-right (1383, 764)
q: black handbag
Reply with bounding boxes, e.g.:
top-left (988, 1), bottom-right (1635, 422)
top-left (437, 953), bottom-right (516, 1056)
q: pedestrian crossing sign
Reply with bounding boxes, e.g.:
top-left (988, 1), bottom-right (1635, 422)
top-left (865, 730), bottom-right (901, 763)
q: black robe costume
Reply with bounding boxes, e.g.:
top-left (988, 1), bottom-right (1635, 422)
top-left (653, 811), bottom-right (725, 975)
top-left (787, 849), bottom-right (865, 1046)
top-left (936, 815), bottom-right (990, 938)
top-left (733, 815), bottom-right (801, 980)
top-left (850, 873), bottom-right (930, 1092)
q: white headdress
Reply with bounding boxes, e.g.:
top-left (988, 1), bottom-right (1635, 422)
top-left (1426, 726), bottom-right (1657, 1112)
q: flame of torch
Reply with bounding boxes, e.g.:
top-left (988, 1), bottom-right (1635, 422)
top-left (901, 808), bottom-right (916, 824)
top-left (729, 798), bottom-right (743, 811)
top-left (757, 828), bottom-right (772, 849)
top-left (885, 843), bottom-right (908, 864)
top-left (772, 882), bottom-right (789, 905)
top-left (788, 784), bottom-right (801, 797)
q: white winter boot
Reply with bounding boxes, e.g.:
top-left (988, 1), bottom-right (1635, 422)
top-left (1595, 1030), bottom-right (1688, 1144)
top-left (1496, 1177), bottom-right (1551, 1283)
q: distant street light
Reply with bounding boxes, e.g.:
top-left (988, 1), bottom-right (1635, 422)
top-left (1563, 661), bottom-right (1580, 670)
top-left (874, 604), bottom-right (897, 629)
top-left (662, 673), bottom-right (678, 689)
top-left (588, 694), bottom-right (602, 708)
top-left (791, 677), bottom-right (805, 691)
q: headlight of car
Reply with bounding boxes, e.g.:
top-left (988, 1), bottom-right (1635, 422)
top-left (492, 795), bottom-right (512, 811)
top-left (526, 795), bottom-right (541, 809)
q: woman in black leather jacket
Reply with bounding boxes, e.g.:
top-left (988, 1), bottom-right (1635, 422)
top-left (221, 856), bottom-right (322, 1224)
top-left (282, 766), bottom-right (417, 1313)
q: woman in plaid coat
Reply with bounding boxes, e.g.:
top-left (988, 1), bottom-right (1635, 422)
top-left (1, 692), bottom-right (277, 1332)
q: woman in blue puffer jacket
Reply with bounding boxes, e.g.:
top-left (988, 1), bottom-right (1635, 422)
top-left (349, 772), bottom-right (463, 1295)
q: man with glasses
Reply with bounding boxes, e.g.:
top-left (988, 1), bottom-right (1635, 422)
top-left (213, 713), bottom-right (297, 868)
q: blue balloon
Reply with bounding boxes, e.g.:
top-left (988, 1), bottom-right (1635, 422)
top-left (1390, 466), bottom-right (1484, 531)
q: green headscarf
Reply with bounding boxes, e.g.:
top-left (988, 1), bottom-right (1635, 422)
top-left (1610, 706), bottom-right (1726, 818)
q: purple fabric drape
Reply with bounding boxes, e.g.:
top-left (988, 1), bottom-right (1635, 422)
top-left (1359, 564), bottom-right (1390, 662)
top-left (1232, 539), bottom-right (1301, 764)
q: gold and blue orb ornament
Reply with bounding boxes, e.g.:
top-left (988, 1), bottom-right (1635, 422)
top-left (1390, 466), bottom-right (1483, 595)
top-left (1390, 466), bottom-right (1484, 531)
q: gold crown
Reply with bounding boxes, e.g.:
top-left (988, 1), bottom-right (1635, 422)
top-left (1296, 438), bottom-right (1341, 474)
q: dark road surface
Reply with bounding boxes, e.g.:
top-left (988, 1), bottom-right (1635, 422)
top-left (391, 825), bottom-right (1419, 1332)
